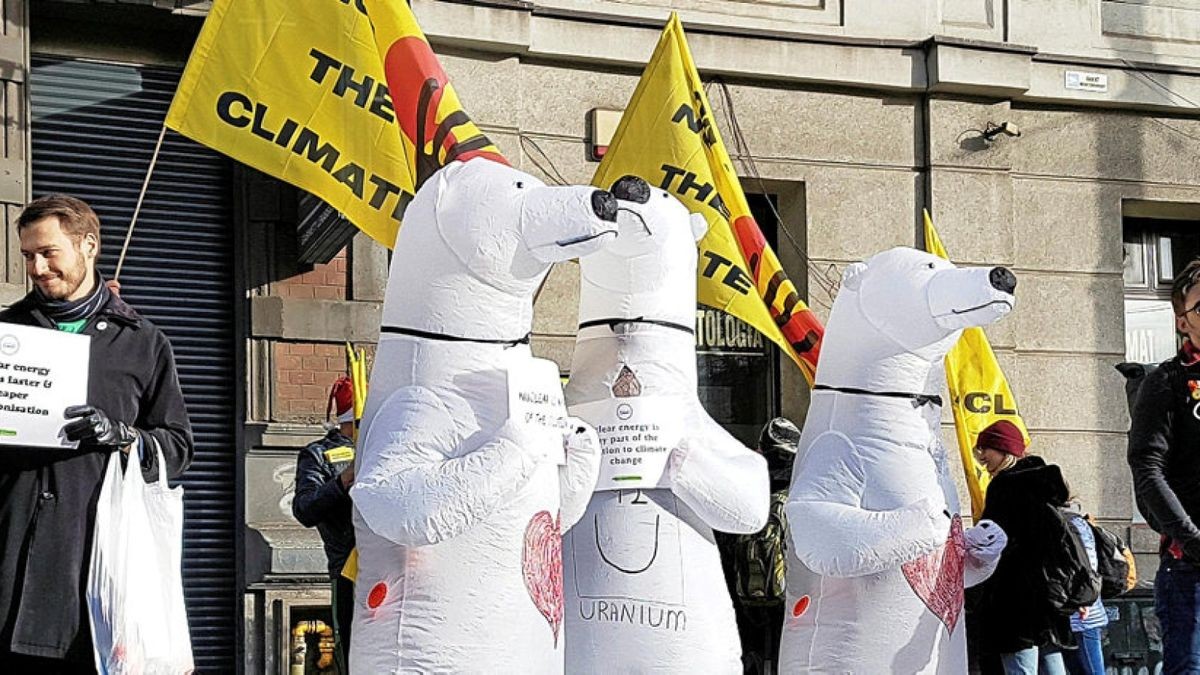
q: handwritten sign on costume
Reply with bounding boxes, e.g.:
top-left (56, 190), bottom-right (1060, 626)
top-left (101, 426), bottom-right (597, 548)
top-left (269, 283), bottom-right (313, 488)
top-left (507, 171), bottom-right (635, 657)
top-left (571, 397), bottom-right (683, 490)
top-left (0, 323), bottom-right (89, 448)
top-left (507, 357), bottom-right (570, 464)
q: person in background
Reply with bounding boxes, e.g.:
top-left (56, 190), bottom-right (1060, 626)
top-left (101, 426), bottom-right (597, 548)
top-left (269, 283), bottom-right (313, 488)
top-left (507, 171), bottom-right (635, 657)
top-left (0, 194), bottom-right (194, 673)
top-left (718, 417), bottom-right (801, 674)
top-left (968, 420), bottom-right (1075, 675)
top-left (1128, 257), bottom-right (1200, 675)
top-left (1062, 499), bottom-right (1108, 675)
top-left (293, 375), bottom-right (357, 673)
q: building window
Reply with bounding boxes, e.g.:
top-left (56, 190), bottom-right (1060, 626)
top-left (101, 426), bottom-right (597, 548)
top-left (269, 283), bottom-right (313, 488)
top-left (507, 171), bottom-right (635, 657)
top-left (1123, 217), bottom-right (1200, 364)
top-left (695, 194), bottom-right (781, 447)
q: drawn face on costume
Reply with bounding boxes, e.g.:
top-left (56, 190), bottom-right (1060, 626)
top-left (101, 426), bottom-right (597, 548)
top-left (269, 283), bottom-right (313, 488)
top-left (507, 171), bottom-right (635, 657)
top-left (20, 216), bottom-right (97, 302)
top-left (570, 489), bottom-right (685, 606)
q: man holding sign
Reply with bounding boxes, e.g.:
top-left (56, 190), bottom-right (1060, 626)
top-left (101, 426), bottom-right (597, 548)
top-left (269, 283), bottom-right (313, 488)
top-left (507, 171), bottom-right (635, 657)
top-left (0, 195), bottom-right (193, 673)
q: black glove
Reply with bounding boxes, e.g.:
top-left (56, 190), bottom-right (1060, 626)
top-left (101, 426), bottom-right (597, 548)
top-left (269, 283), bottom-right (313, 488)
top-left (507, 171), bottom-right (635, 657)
top-left (63, 405), bottom-right (138, 449)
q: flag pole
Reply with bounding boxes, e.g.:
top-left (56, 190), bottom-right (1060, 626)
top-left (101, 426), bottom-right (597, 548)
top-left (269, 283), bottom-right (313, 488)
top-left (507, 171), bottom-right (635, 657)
top-left (115, 123), bottom-right (167, 281)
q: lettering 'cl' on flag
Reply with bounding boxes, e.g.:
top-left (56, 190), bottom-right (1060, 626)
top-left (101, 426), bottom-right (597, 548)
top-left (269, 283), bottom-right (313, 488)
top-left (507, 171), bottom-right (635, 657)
top-left (924, 210), bottom-right (1030, 519)
top-left (166, 0), bottom-right (503, 248)
top-left (593, 14), bottom-right (823, 381)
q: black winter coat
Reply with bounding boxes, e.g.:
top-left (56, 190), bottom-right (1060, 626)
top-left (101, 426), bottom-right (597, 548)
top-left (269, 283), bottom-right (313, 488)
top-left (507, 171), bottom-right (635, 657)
top-left (0, 292), bottom-right (193, 662)
top-left (968, 456), bottom-right (1075, 654)
top-left (1127, 352), bottom-right (1200, 561)
top-left (292, 429), bottom-right (355, 576)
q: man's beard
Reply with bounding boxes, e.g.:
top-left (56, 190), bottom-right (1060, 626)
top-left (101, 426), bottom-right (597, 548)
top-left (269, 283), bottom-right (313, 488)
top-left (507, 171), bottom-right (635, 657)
top-left (40, 258), bottom-right (90, 300)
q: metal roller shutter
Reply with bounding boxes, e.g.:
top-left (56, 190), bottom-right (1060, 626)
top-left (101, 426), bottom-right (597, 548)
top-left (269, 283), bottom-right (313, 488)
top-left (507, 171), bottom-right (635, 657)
top-left (30, 56), bottom-right (237, 673)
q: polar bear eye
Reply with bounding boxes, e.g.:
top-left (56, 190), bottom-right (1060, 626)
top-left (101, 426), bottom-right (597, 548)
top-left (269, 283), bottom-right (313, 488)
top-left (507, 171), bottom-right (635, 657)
top-left (515, 181), bottom-right (525, 189)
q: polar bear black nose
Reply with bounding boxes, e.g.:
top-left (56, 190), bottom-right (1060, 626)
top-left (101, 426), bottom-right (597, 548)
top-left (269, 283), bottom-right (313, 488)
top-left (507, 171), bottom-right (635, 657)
top-left (610, 175), bottom-right (651, 204)
top-left (591, 190), bottom-right (618, 222)
top-left (989, 266), bottom-right (1017, 294)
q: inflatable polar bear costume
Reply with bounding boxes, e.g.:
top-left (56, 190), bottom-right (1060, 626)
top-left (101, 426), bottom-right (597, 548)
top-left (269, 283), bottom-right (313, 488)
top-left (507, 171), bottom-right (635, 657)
top-left (779, 247), bottom-right (1013, 674)
top-left (563, 177), bottom-right (770, 673)
top-left (351, 159), bottom-right (633, 674)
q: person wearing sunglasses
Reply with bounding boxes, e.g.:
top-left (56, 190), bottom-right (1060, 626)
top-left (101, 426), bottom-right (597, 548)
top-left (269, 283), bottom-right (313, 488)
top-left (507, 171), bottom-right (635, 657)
top-left (1129, 258), bottom-right (1200, 675)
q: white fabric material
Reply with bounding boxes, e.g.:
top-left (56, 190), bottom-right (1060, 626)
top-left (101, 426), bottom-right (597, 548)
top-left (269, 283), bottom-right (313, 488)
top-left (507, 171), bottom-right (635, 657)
top-left (350, 159), bottom-right (616, 674)
top-left (564, 187), bottom-right (769, 673)
top-left (779, 247), bottom-right (1013, 674)
top-left (87, 449), bottom-right (193, 675)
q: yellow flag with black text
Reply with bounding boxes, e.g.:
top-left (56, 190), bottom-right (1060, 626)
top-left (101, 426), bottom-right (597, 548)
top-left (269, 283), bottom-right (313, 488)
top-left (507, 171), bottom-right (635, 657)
top-left (166, 0), bottom-right (504, 248)
top-left (924, 211), bottom-right (1030, 518)
top-left (593, 14), bottom-right (823, 380)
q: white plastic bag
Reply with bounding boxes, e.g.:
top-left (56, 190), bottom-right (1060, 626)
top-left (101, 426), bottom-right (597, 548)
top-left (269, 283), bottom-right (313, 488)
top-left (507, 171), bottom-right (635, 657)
top-left (87, 445), bottom-right (194, 674)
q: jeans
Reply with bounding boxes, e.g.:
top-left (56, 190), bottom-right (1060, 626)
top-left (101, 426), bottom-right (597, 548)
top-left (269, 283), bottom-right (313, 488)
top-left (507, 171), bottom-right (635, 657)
top-left (1067, 627), bottom-right (1105, 675)
top-left (1157, 557), bottom-right (1200, 675)
top-left (1000, 647), bottom-right (1067, 675)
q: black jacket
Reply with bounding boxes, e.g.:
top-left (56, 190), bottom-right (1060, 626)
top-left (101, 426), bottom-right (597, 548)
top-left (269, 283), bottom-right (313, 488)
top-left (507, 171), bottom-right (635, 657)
top-left (0, 292), bottom-right (193, 662)
top-left (292, 429), bottom-right (355, 576)
top-left (969, 456), bottom-right (1075, 654)
top-left (1127, 351), bottom-right (1200, 561)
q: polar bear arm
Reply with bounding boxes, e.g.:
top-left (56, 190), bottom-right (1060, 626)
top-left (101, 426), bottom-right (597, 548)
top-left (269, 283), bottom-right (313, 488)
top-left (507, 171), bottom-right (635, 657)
top-left (786, 431), bottom-right (946, 578)
top-left (963, 520), bottom-right (1008, 588)
top-left (352, 386), bottom-right (541, 546)
top-left (666, 418), bottom-right (770, 534)
top-left (558, 419), bottom-right (602, 531)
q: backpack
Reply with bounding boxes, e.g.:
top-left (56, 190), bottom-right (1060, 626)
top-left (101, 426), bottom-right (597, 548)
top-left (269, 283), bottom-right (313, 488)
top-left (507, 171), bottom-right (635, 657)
top-left (733, 490), bottom-right (788, 606)
top-left (1088, 517), bottom-right (1137, 598)
top-left (1045, 506), bottom-right (1102, 615)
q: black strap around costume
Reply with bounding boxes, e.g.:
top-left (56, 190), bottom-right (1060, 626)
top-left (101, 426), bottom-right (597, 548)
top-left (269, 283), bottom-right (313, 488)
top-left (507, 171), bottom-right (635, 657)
top-left (813, 383), bottom-right (943, 409)
top-left (578, 317), bottom-right (695, 335)
top-left (381, 325), bottom-right (531, 347)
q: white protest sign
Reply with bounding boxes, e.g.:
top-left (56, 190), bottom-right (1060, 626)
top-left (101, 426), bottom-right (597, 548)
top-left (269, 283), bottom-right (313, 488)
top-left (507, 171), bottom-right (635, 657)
top-left (507, 357), bottom-right (570, 464)
top-left (571, 396), bottom-right (683, 490)
top-left (0, 323), bottom-right (90, 448)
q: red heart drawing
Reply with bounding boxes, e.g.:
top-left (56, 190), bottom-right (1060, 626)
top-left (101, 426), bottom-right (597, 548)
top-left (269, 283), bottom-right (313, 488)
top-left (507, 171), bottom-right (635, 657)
top-left (522, 510), bottom-right (564, 646)
top-left (901, 514), bottom-right (966, 632)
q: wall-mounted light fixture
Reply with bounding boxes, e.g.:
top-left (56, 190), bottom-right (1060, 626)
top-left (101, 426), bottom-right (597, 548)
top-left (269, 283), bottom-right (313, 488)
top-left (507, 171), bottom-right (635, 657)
top-left (586, 109), bottom-right (623, 161)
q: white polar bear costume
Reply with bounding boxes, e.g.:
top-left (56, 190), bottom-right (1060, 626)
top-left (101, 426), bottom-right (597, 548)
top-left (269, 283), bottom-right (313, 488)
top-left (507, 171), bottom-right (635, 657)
top-left (351, 159), bottom-right (627, 674)
top-left (779, 247), bottom-right (1013, 674)
top-left (563, 177), bottom-right (770, 674)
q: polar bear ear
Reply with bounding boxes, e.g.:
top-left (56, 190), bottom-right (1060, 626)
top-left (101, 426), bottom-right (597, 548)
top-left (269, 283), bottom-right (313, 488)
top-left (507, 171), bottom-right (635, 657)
top-left (841, 262), bottom-right (868, 291)
top-left (689, 213), bottom-right (709, 241)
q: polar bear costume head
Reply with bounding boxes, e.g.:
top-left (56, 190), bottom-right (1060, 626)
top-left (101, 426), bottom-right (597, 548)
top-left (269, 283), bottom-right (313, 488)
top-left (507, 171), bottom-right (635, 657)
top-left (577, 176), bottom-right (709, 327)
top-left (818, 246), bottom-right (1016, 394)
top-left (380, 159), bottom-right (621, 340)
top-left (363, 159), bottom-right (623, 431)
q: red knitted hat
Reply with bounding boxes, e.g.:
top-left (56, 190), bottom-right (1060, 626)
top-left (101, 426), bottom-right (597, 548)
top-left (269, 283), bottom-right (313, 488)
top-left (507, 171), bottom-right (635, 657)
top-left (327, 375), bottom-right (355, 423)
top-left (975, 420), bottom-right (1026, 457)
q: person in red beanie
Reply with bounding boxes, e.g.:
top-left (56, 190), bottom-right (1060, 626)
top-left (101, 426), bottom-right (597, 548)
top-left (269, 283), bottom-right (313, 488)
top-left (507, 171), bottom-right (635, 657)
top-left (972, 419), bottom-right (1027, 478)
top-left (968, 422), bottom-right (1094, 675)
top-left (292, 375), bottom-right (357, 673)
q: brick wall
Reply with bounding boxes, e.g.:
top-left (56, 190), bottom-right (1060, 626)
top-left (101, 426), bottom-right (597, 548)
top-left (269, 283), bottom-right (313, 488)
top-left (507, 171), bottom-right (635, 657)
top-left (268, 246), bottom-right (375, 422)
top-left (273, 341), bottom-right (347, 422)
top-left (271, 342), bottom-right (377, 422)
top-left (273, 249), bottom-right (347, 300)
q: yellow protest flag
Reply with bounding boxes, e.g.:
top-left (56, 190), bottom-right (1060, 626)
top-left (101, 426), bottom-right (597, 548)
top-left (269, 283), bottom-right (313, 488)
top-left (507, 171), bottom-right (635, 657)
top-left (166, 0), bottom-right (503, 248)
top-left (924, 210), bottom-right (1030, 518)
top-left (593, 14), bottom-right (823, 381)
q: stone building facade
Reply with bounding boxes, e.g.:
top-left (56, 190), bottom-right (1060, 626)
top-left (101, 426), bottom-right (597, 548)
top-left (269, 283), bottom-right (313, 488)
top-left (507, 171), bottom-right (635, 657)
top-left (2, 0), bottom-right (1198, 670)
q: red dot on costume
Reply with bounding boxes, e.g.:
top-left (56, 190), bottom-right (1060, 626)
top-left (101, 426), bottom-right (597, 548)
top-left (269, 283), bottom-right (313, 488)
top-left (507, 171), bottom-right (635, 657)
top-left (792, 595), bottom-right (811, 617)
top-left (367, 582), bottom-right (388, 609)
